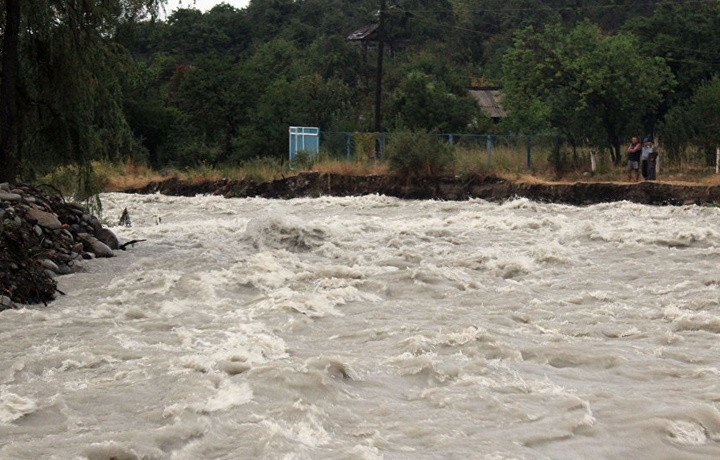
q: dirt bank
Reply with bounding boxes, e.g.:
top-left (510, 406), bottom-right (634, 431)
top-left (126, 173), bottom-right (720, 206)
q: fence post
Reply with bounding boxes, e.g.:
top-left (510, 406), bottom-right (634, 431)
top-left (449, 134), bottom-right (454, 146)
top-left (346, 133), bottom-right (352, 160)
top-left (526, 136), bottom-right (532, 169)
top-left (486, 135), bottom-right (492, 166)
top-left (716, 146), bottom-right (719, 174)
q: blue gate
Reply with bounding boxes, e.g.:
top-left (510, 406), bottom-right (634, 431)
top-left (289, 126), bottom-right (320, 161)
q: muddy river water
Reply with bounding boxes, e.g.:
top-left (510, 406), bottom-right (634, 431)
top-left (1, 193), bottom-right (720, 459)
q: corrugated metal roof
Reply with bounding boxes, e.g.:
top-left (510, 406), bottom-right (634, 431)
top-left (469, 88), bottom-right (507, 118)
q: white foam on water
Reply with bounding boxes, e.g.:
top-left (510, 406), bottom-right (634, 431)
top-left (0, 390), bottom-right (37, 424)
top-left (2, 193), bottom-right (720, 458)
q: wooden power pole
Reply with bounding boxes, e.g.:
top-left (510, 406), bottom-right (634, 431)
top-left (374, 0), bottom-right (386, 158)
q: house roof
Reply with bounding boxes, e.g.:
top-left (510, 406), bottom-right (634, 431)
top-left (469, 87), bottom-right (507, 118)
top-left (347, 23), bottom-right (379, 41)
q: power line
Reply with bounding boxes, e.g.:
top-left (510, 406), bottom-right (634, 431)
top-left (390, 0), bottom-right (719, 14)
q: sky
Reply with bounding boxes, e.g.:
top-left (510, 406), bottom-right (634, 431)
top-left (162, 0), bottom-right (250, 16)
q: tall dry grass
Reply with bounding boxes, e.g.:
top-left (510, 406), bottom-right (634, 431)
top-left (80, 145), bottom-right (720, 194)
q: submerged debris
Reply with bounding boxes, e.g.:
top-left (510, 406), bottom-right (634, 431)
top-left (0, 183), bottom-right (121, 309)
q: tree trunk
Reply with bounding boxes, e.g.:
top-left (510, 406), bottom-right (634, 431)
top-left (0, 0), bottom-right (21, 184)
top-left (608, 135), bottom-right (621, 165)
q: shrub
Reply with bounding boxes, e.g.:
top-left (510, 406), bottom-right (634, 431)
top-left (384, 131), bottom-right (454, 178)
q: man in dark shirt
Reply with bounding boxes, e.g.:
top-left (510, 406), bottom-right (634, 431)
top-left (626, 136), bottom-right (642, 182)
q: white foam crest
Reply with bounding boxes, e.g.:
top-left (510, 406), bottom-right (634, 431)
top-left (163, 379), bottom-right (253, 418)
top-left (243, 214), bottom-right (328, 252)
top-left (229, 251), bottom-right (302, 291)
top-left (109, 270), bottom-right (183, 299)
top-left (305, 355), bottom-right (362, 382)
top-left (407, 261), bottom-right (480, 290)
top-left (257, 399), bottom-right (332, 448)
top-left (437, 326), bottom-right (495, 347)
top-left (630, 223), bottom-right (720, 249)
top-left (399, 335), bottom-right (437, 355)
top-left (254, 287), bottom-right (343, 318)
top-left (156, 297), bottom-right (209, 318)
top-left (529, 239), bottom-right (575, 265)
top-left (587, 200), bottom-right (645, 213)
top-left (464, 360), bottom-right (575, 396)
top-left (663, 305), bottom-right (720, 334)
top-left (290, 193), bottom-right (403, 210)
top-left (297, 265), bottom-right (368, 281)
top-left (499, 197), bottom-right (539, 210)
top-left (486, 250), bottom-right (537, 279)
top-left (386, 352), bottom-right (464, 383)
top-left (656, 280), bottom-right (702, 296)
top-left (345, 444), bottom-right (383, 460)
top-left (203, 381), bottom-right (253, 413)
top-left (172, 324), bottom-right (288, 369)
top-left (81, 441), bottom-right (152, 460)
top-left (400, 326), bottom-right (495, 357)
top-left (58, 352), bottom-right (120, 372)
top-left (442, 210), bottom-right (490, 227)
top-left (566, 290), bottom-right (615, 305)
top-left (665, 420), bottom-right (709, 445)
top-left (0, 389), bottom-right (37, 423)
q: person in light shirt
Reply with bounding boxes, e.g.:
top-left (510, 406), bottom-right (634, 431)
top-left (643, 138), bottom-right (659, 181)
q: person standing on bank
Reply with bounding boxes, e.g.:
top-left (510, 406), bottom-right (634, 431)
top-left (626, 136), bottom-right (642, 182)
top-left (640, 137), bottom-right (651, 179)
top-left (644, 138), bottom-right (659, 180)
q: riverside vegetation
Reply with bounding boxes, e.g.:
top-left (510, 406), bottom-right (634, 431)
top-left (3, 1), bottom-right (720, 188)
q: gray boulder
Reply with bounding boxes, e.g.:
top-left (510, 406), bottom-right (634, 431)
top-left (25, 207), bottom-right (62, 230)
top-left (78, 233), bottom-right (114, 258)
top-left (96, 227), bottom-right (119, 250)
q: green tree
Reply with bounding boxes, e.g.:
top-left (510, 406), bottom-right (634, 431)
top-left (661, 76), bottom-right (720, 165)
top-left (152, 5), bottom-right (249, 61)
top-left (0, 0), bottom-right (163, 184)
top-left (386, 54), bottom-right (480, 133)
top-left (122, 58), bottom-right (185, 167)
top-left (502, 21), bottom-right (673, 164)
top-left (629, 1), bottom-right (720, 107)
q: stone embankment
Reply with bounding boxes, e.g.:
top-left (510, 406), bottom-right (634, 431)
top-left (130, 173), bottom-right (720, 206)
top-left (1, 183), bottom-right (120, 309)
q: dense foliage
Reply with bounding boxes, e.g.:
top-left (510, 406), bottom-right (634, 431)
top-left (3, 0), bottom-right (720, 181)
top-left (502, 21), bottom-right (674, 164)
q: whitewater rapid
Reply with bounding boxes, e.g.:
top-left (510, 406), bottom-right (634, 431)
top-left (1, 193), bottom-right (720, 459)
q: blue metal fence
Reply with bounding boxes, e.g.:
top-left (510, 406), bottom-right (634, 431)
top-left (318, 131), bottom-right (542, 168)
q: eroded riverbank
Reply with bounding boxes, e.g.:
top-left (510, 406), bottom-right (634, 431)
top-left (128, 173), bottom-right (720, 206)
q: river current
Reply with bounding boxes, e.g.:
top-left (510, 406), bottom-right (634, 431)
top-left (1, 193), bottom-right (720, 459)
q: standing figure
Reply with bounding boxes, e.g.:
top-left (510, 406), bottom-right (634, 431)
top-left (640, 137), bottom-right (652, 179)
top-left (626, 136), bottom-right (642, 182)
top-left (645, 138), bottom-right (659, 180)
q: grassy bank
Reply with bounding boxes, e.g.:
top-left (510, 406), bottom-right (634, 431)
top-left (39, 146), bottom-right (720, 205)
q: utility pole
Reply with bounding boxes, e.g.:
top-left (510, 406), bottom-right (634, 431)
top-left (374, 0), bottom-right (385, 158)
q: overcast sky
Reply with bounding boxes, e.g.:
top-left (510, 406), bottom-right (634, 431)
top-left (162, 0), bottom-right (250, 16)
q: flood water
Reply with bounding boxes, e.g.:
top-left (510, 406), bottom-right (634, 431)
top-left (2, 193), bottom-right (720, 459)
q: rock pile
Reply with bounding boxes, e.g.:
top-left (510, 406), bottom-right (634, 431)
top-left (0, 183), bottom-right (120, 310)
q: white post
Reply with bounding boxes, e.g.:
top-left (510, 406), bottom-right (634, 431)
top-left (590, 149), bottom-right (597, 172)
top-left (716, 146), bottom-right (719, 174)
